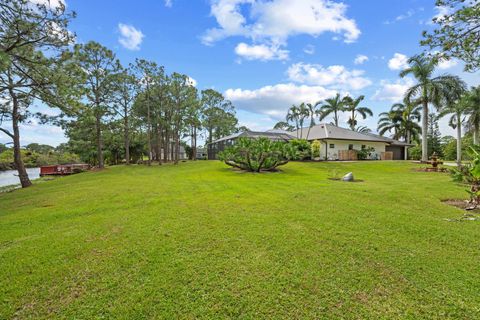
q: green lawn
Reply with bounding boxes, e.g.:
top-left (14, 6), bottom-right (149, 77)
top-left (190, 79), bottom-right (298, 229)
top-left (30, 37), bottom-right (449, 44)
top-left (1, 161), bottom-right (479, 319)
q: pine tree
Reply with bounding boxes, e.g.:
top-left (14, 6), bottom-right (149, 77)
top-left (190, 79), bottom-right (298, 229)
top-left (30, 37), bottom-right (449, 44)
top-left (427, 113), bottom-right (443, 158)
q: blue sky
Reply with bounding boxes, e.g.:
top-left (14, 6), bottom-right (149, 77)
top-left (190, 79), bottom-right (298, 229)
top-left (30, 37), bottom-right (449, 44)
top-left (2, 0), bottom-right (480, 146)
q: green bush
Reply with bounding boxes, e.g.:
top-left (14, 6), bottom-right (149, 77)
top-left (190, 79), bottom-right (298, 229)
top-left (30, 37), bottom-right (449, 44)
top-left (218, 137), bottom-right (296, 172)
top-left (311, 140), bottom-right (321, 159)
top-left (408, 144), bottom-right (422, 160)
top-left (290, 139), bottom-right (311, 160)
top-left (357, 146), bottom-right (375, 160)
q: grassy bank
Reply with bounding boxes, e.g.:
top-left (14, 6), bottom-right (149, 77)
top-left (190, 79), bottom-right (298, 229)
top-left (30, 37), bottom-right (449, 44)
top-left (1, 161), bottom-right (479, 319)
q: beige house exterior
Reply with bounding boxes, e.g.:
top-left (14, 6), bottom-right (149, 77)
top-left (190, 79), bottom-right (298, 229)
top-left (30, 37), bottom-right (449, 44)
top-left (292, 123), bottom-right (412, 160)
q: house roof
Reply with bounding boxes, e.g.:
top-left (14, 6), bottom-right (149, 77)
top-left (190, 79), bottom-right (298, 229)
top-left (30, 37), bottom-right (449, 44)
top-left (291, 123), bottom-right (413, 146)
top-left (211, 130), bottom-right (294, 144)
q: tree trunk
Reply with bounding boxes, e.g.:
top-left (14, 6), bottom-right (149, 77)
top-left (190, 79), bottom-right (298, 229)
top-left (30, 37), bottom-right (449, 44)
top-left (154, 125), bottom-right (160, 162)
top-left (421, 98), bottom-right (428, 162)
top-left (334, 111), bottom-right (338, 127)
top-left (350, 110), bottom-right (355, 130)
top-left (164, 130), bottom-right (169, 163)
top-left (95, 114), bottom-right (104, 168)
top-left (192, 126), bottom-right (197, 160)
top-left (124, 114), bottom-right (130, 165)
top-left (146, 106), bottom-right (152, 166)
top-left (11, 93), bottom-right (32, 188)
top-left (174, 132), bottom-right (179, 165)
top-left (405, 130), bottom-right (411, 161)
top-left (456, 113), bottom-right (462, 167)
top-left (157, 126), bottom-right (163, 165)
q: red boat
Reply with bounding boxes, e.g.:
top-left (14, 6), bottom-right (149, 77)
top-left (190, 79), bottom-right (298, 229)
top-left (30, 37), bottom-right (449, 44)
top-left (40, 164), bottom-right (90, 177)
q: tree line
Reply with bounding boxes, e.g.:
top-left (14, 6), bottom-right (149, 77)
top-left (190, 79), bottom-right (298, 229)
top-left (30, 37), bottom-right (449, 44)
top-left (0, 0), bottom-right (240, 188)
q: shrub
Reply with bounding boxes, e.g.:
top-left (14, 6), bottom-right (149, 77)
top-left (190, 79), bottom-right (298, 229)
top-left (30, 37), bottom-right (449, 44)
top-left (357, 146), bottom-right (375, 160)
top-left (218, 137), bottom-right (296, 172)
top-left (311, 140), bottom-right (321, 159)
top-left (290, 139), bottom-right (311, 160)
top-left (409, 144), bottom-right (422, 160)
top-left (450, 146), bottom-right (480, 208)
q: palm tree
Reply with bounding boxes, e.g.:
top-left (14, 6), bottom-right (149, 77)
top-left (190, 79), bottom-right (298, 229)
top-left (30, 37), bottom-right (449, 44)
top-left (377, 102), bottom-right (422, 144)
top-left (438, 83), bottom-right (467, 166)
top-left (286, 105), bottom-right (301, 138)
top-left (439, 102), bottom-right (467, 166)
top-left (464, 86), bottom-right (480, 145)
top-left (342, 95), bottom-right (373, 130)
top-left (354, 126), bottom-right (372, 134)
top-left (318, 93), bottom-right (344, 126)
top-left (305, 101), bottom-right (321, 140)
top-left (397, 102), bottom-right (422, 144)
top-left (377, 109), bottom-right (403, 139)
top-left (273, 121), bottom-right (294, 131)
top-left (400, 54), bottom-right (465, 161)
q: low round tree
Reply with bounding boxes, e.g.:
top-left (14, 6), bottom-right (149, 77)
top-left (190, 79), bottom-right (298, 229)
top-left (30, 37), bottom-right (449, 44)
top-left (218, 138), bottom-right (296, 172)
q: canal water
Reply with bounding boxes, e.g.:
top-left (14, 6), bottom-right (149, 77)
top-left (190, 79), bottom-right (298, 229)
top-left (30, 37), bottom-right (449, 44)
top-left (0, 168), bottom-right (40, 188)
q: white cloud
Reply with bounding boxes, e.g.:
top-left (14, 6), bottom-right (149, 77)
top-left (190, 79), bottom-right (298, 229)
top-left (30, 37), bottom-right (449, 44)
top-left (438, 57), bottom-right (458, 70)
top-left (372, 78), bottom-right (415, 102)
top-left (202, 0), bottom-right (360, 60)
top-left (384, 7), bottom-right (423, 24)
top-left (388, 53), bottom-right (409, 70)
top-left (225, 83), bottom-right (337, 120)
top-left (235, 42), bottom-right (289, 61)
top-left (287, 62), bottom-right (372, 90)
top-left (29, 0), bottom-right (66, 10)
top-left (354, 54), bottom-right (368, 65)
top-left (303, 44), bottom-right (315, 55)
top-left (118, 23), bottom-right (145, 51)
top-left (165, 0), bottom-right (173, 7)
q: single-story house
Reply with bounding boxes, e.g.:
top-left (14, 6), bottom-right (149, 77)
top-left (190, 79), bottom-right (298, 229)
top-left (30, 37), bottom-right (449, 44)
top-left (291, 123), bottom-right (413, 160)
top-left (208, 130), bottom-right (294, 160)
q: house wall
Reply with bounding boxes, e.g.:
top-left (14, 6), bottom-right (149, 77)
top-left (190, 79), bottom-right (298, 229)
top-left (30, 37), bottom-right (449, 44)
top-left (323, 139), bottom-right (387, 160)
top-left (386, 145), bottom-right (405, 160)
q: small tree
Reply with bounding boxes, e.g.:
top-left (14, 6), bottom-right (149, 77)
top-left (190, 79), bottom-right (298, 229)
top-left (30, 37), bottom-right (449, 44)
top-left (427, 114), bottom-right (444, 158)
top-left (218, 137), bottom-right (295, 172)
top-left (311, 140), bottom-right (321, 160)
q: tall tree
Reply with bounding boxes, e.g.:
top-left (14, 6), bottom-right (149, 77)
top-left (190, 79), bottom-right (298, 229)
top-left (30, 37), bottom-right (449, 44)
top-left (185, 90), bottom-right (202, 160)
top-left (342, 95), bottom-right (373, 130)
top-left (378, 102), bottom-right (422, 144)
top-left (201, 89), bottom-right (236, 144)
top-left (377, 109), bottom-right (403, 138)
top-left (0, 0), bottom-right (75, 68)
top-left (0, 0), bottom-right (76, 188)
top-left (286, 104), bottom-right (309, 138)
top-left (286, 105), bottom-right (301, 138)
top-left (318, 93), bottom-right (345, 126)
top-left (273, 121), bottom-right (294, 131)
top-left (439, 99), bottom-right (467, 166)
top-left (305, 101), bottom-right (320, 140)
top-left (427, 113), bottom-right (443, 157)
top-left (401, 54), bottom-right (465, 161)
top-left (112, 66), bottom-right (137, 165)
top-left (170, 72), bottom-right (196, 164)
top-left (71, 41), bottom-right (120, 169)
top-left (464, 86), bottom-right (480, 144)
top-left (421, 0), bottom-right (480, 72)
top-left (132, 59), bottom-right (164, 165)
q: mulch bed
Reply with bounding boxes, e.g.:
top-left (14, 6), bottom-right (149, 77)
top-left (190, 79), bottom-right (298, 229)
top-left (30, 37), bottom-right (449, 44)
top-left (412, 167), bottom-right (449, 173)
top-left (441, 199), bottom-right (480, 221)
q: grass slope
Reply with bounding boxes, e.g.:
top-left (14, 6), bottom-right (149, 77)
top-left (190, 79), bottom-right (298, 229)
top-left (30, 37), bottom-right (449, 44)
top-left (1, 161), bottom-right (479, 319)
